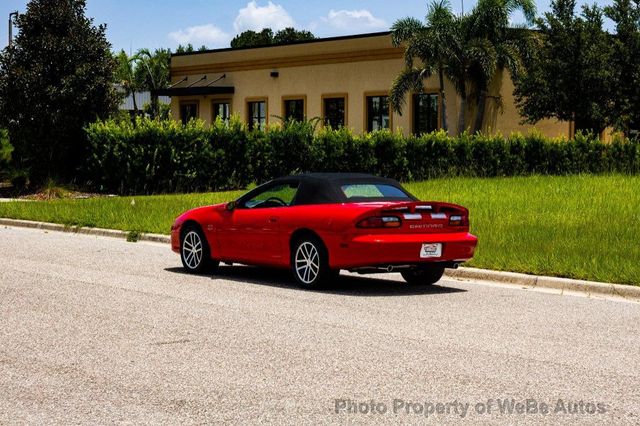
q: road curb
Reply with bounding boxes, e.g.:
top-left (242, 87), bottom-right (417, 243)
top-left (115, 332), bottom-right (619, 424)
top-left (0, 218), bottom-right (171, 244)
top-left (2, 217), bottom-right (638, 301)
top-left (446, 267), bottom-right (640, 301)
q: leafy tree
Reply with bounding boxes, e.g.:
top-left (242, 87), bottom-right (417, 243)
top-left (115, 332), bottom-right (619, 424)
top-left (0, 0), bottom-right (118, 182)
top-left (230, 28), bottom-right (315, 48)
top-left (273, 27), bottom-right (315, 44)
top-left (605, 0), bottom-right (640, 135)
top-left (0, 129), bottom-right (12, 175)
top-left (175, 44), bottom-right (195, 54)
top-left (514, 0), bottom-right (613, 134)
top-left (231, 29), bottom-right (274, 48)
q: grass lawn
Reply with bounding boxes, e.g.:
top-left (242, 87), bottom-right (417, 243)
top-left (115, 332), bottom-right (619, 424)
top-left (1, 175), bottom-right (638, 285)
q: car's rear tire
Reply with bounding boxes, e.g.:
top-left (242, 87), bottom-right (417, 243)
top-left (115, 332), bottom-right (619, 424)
top-left (401, 266), bottom-right (445, 286)
top-left (180, 224), bottom-right (219, 274)
top-left (291, 236), bottom-right (337, 289)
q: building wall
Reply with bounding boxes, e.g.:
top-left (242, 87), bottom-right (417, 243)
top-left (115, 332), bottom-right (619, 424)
top-left (169, 33), bottom-right (570, 138)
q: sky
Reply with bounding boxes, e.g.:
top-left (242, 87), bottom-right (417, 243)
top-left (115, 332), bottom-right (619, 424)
top-left (1, 0), bottom-right (615, 53)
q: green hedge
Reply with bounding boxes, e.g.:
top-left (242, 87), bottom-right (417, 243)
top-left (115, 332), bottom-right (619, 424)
top-left (84, 116), bottom-right (640, 194)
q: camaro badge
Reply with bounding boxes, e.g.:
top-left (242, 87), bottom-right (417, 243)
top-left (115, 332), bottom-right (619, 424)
top-left (410, 223), bottom-right (444, 229)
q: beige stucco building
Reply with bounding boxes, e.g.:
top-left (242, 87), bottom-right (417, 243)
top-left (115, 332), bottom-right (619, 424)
top-left (161, 32), bottom-right (570, 138)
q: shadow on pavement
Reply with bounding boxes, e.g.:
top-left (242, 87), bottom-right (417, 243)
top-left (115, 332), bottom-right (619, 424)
top-left (164, 265), bottom-right (467, 297)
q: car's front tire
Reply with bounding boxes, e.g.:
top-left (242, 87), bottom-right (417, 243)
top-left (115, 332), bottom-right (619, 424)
top-left (180, 224), bottom-right (219, 274)
top-left (291, 236), bottom-right (337, 289)
top-left (401, 265), bottom-right (445, 286)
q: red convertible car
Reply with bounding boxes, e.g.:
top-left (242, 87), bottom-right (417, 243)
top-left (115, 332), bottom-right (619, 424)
top-left (171, 173), bottom-right (477, 288)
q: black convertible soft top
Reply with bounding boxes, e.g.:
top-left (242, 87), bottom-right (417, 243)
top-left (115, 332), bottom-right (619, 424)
top-left (243, 173), bottom-right (417, 206)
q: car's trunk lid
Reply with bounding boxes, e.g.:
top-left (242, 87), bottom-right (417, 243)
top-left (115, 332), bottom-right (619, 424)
top-left (354, 201), bottom-right (470, 233)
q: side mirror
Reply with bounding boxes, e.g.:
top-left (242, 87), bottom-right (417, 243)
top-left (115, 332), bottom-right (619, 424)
top-left (226, 201), bottom-right (236, 211)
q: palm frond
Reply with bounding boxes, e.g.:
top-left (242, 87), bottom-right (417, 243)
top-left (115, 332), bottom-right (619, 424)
top-left (427, 0), bottom-right (454, 27)
top-left (506, 0), bottom-right (537, 24)
top-left (465, 37), bottom-right (498, 84)
top-left (495, 40), bottom-right (523, 78)
top-left (391, 17), bottom-right (425, 46)
top-left (389, 68), bottom-right (429, 115)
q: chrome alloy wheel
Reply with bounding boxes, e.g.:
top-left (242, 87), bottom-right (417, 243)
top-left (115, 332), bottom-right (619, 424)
top-left (182, 230), bottom-right (203, 270)
top-left (295, 241), bottom-right (320, 284)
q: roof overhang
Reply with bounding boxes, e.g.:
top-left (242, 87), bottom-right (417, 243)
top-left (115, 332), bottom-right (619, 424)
top-left (153, 86), bottom-right (235, 97)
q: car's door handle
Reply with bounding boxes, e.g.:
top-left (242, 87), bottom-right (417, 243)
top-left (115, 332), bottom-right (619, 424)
top-left (268, 217), bottom-right (279, 223)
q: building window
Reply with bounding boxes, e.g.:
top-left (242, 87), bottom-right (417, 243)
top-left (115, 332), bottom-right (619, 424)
top-left (247, 100), bottom-right (267, 130)
top-left (212, 101), bottom-right (231, 123)
top-left (366, 95), bottom-right (390, 132)
top-left (180, 102), bottom-right (198, 125)
top-left (283, 98), bottom-right (305, 122)
top-left (323, 96), bottom-right (346, 128)
top-left (413, 94), bottom-right (439, 134)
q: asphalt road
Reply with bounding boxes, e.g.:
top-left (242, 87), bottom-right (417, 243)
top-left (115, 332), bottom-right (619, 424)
top-left (1, 227), bottom-right (639, 425)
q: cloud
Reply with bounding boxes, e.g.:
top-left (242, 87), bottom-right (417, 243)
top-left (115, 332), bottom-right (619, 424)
top-left (233, 1), bottom-right (295, 33)
top-left (314, 9), bottom-right (388, 34)
top-left (168, 24), bottom-right (231, 47)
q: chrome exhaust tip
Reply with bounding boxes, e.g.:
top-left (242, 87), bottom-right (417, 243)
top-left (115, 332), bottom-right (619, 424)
top-left (386, 265), bottom-right (394, 272)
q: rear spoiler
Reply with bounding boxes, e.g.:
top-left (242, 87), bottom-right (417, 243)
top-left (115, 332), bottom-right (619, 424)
top-left (380, 201), bottom-right (469, 215)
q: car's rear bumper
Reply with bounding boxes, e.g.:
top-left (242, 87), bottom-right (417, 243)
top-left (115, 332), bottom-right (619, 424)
top-left (329, 232), bottom-right (477, 269)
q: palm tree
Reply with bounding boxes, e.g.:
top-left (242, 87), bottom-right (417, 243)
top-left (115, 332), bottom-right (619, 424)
top-left (448, 23), bottom-right (495, 134)
top-left (391, 0), bottom-right (536, 135)
top-left (114, 50), bottom-right (140, 114)
top-left (466, 0), bottom-right (536, 132)
top-left (390, 1), bottom-right (496, 134)
top-left (390, 1), bottom-right (456, 133)
top-left (134, 48), bottom-right (171, 119)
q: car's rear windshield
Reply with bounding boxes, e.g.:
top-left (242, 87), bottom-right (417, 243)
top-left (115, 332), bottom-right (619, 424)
top-left (340, 183), bottom-right (413, 201)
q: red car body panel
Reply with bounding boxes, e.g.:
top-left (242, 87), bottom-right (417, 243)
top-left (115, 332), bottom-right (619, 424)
top-left (171, 199), bottom-right (478, 270)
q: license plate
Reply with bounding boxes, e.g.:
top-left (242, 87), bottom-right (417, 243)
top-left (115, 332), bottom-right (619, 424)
top-left (420, 243), bottom-right (442, 258)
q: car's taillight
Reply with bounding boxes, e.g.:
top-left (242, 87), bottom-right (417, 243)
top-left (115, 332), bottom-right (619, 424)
top-left (449, 215), bottom-right (468, 226)
top-left (357, 216), bottom-right (402, 228)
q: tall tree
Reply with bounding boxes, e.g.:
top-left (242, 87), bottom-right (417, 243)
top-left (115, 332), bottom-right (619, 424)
top-left (230, 28), bottom-right (315, 48)
top-left (391, 0), bottom-right (504, 134)
top-left (605, 0), bottom-right (640, 135)
top-left (0, 129), bottom-right (11, 176)
top-left (134, 48), bottom-right (171, 119)
top-left (514, 0), bottom-right (613, 135)
top-left (390, 1), bottom-right (458, 133)
top-left (175, 44), bottom-right (195, 54)
top-left (114, 50), bottom-right (140, 114)
top-left (273, 28), bottom-right (315, 44)
top-left (231, 29), bottom-right (275, 48)
top-left (0, 0), bottom-right (118, 182)
top-left (465, 0), bottom-right (536, 132)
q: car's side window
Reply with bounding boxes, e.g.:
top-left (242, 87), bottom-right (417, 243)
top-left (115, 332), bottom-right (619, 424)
top-left (243, 183), bottom-right (299, 209)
